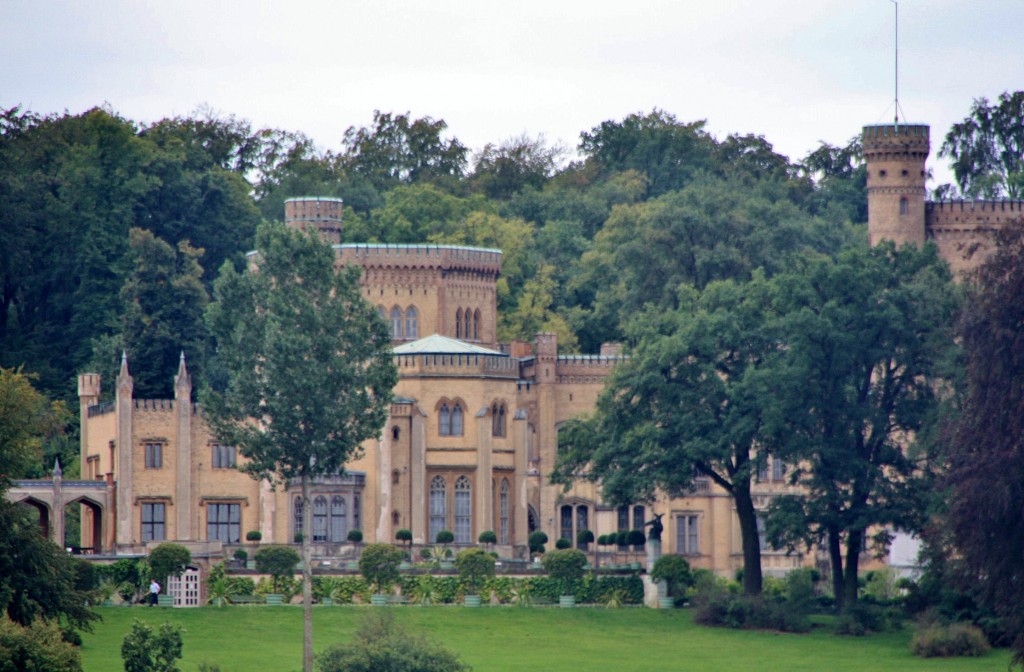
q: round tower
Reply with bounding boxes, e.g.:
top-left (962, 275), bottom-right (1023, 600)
top-left (862, 124), bottom-right (929, 247)
top-left (284, 196), bottom-right (344, 244)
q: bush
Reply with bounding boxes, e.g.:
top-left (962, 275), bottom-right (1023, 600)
top-left (455, 547), bottom-right (496, 596)
top-left (478, 530), bottom-right (497, 546)
top-left (347, 529), bottom-right (363, 543)
top-left (293, 532), bottom-right (304, 543)
top-left (121, 620), bottom-right (183, 672)
top-left (528, 531), bottom-right (548, 554)
top-left (254, 545), bottom-right (300, 592)
top-left (834, 603), bottom-right (899, 636)
top-left (233, 549), bottom-right (248, 561)
top-left (435, 530), bottom-right (454, 545)
top-left (148, 543), bottom-right (191, 583)
top-left (615, 531), bottom-right (629, 547)
top-left (0, 617), bottom-right (81, 672)
top-left (626, 529), bottom-right (646, 547)
top-left (541, 548), bottom-right (587, 596)
top-left (651, 555), bottom-right (693, 598)
top-left (692, 582), bottom-right (811, 633)
top-left (245, 530), bottom-right (262, 542)
top-left (576, 529), bottom-right (594, 547)
top-left (395, 529), bottom-right (413, 545)
top-left (358, 543), bottom-right (406, 594)
top-left (555, 538), bottom-right (571, 550)
top-left (911, 622), bottom-right (990, 658)
top-left (318, 612), bottom-right (470, 672)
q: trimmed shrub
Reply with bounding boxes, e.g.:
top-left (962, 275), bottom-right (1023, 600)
top-left (651, 554), bottom-right (693, 598)
top-left (245, 530), bottom-right (262, 542)
top-left (528, 531), bottom-right (548, 554)
top-left (347, 529), bottom-right (363, 543)
top-left (148, 543), bottom-right (191, 582)
top-left (358, 543), bottom-right (406, 594)
top-left (455, 547), bottom-right (496, 596)
top-left (542, 548), bottom-right (587, 596)
top-left (911, 623), bottom-right (990, 658)
top-left (478, 530), bottom-right (498, 546)
top-left (555, 538), bottom-right (571, 550)
top-left (254, 545), bottom-right (300, 592)
top-left (435, 530), bottom-right (454, 545)
top-left (395, 529), bottom-right (413, 545)
top-left (233, 549), bottom-right (248, 561)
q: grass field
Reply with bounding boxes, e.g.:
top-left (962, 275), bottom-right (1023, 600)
top-left (80, 605), bottom-right (1010, 672)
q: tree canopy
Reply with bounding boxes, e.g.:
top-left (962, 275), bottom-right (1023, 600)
top-left (939, 91), bottom-right (1024, 199)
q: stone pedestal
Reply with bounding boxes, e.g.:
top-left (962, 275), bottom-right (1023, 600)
top-left (646, 538), bottom-right (662, 573)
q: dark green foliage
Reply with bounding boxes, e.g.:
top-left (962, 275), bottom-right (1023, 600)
top-left (911, 622), bottom-right (991, 658)
top-left (253, 546), bottom-right (299, 593)
top-left (0, 367), bottom-right (69, 482)
top-left (435, 530), bottom-right (454, 545)
top-left (396, 529), bottom-right (413, 545)
top-left (358, 544), bottom-right (406, 594)
top-left (0, 616), bottom-right (82, 672)
top-left (477, 530), bottom-right (497, 546)
top-left (245, 530), bottom-right (262, 542)
top-left (833, 603), bottom-right (901, 636)
top-left (346, 530), bottom-right (363, 544)
top-left (148, 543), bottom-right (191, 582)
top-left (691, 582), bottom-right (812, 633)
top-left (576, 529), bottom-right (594, 546)
top-left (541, 548), bottom-right (587, 596)
top-left (316, 612), bottom-right (471, 672)
top-left (121, 619), bottom-right (184, 672)
top-left (651, 555), bottom-right (693, 598)
top-left (555, 538), bottom-right (571, 550)
top-left (455, 548), bottom-right (496, 595)
top-left (527, 531), bottom-right (547, 554)
top-left (939, 91), bottom-right (1024, 199)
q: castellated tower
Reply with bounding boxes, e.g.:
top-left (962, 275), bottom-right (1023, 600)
top-left (285, 196), bottom-right (344, 244)
top-left (863, 124), bottom-right (929, 247)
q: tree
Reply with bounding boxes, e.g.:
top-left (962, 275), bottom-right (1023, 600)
top-left (203, 221), bottom-right (396, 672)
top-left (148, 543), bottom-right (191, 585)
top-left (469, 134), bottom-right (565, 199)
top-left (0, 367), bottom-right (68, 483)
top-left (317, 612), bottom-right (471, 672)
top-left (358, 543), bottom-right (405, 596)
top-left (541, 548), bottom-right (587, 597)
top-left (945, 229), bottom-right (1024, 663)
top-left (0, 616), bottom-right (82, 672)
top-left (341, 111), bottom-right (467, 191)
top-left (455, 547), bottom-right (495, 597)
top-left (939, 91), bottom-right (1024, 199)
top-left (766, 243), bottom-right (959, 611)
top-left (254, 545), bottom-right (300, 593)
top-left (121, 620), bottom-right (184, 672)
top-left (554, 274), bottom-right (783, 595)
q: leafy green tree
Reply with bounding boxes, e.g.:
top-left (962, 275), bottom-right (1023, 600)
top-left (945, 229), bottom-right (1024, 664)
top-left (341, 111), bottom-right (467, 191)
top-left (554, 275), bottom-right (783, 595)
top-left (203, 221), bottom-right (396, 672)
top-left (253, 545), bottom-right (300, 593)
top-left (455, 547), bottom-right (496, 596)
top-left (799, 137), bottom-right (867, 224)
top-left (317, 612), bottom-right (471, 672)
top-left (469, 134), bottom-right (565, 199)
top-left (766, 243), bottom-right (959, 611)
top-left (90, 228), bottom-right (210, 399)
top-left (939, 91), bottom-right (1024, 199)
top-left (0, 368), bottom-right (68, 482)
top-left (148, 543), bottom-right (192, 584)
top-left (0, 616), bottom-right (82, 672)
top-left (541, 548), bottom-right (587, 597)
top-left (358, 543), bottom-right (406, 596)
top-left (651, 555), bottom-right (694, 599)
top-left (498, 264), bottom-right (578, 350)
top-left (121, 620), bottom-right (183, 672)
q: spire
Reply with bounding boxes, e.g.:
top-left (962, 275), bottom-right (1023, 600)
top-left (116, 350), bottom-right (134, 394)
top-left (119, 351), bottom-right (129, 377)
top-left (174, 351), bottom-right (192, 397)
top-left (53, 457), bottom-right (62, 479)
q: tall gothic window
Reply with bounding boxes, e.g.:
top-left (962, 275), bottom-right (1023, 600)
top-left (463, 309), bottom-right (472, 342)
top-left (473, 309), bottom-right (480, 341)
top-left (455, 309), bottom-right (463, 339)
top-left (499, 479), bottom-right (510, 545)
top-left (294, 496), bottom-right (304, 538)
top-left (405, 306), bottom-right (418, 339)
top-left (560, 505), bottom-right (573, 544)
top-left (429, 476), bottom-right (446, 542)
top-left (439, 404), bottom-right (451, 436)
top-left (330, 496), bottom-right (347, 542)
top-left (491, 403), bottom-right (507, 437)
top-left (454, 476), bottom-right (472, 544)
top-left (313, 496), bottom-right (328, 542)
top-left (390, 307), bottom-right (403, 339)
top-left (451, 404), bottom-right (463, 436)
top-left (353, 495), bottom-right (361, 531)
top-left (577, 505), bottom-right (589, 550)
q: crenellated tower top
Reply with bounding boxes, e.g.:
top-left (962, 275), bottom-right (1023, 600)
top-left (863, 124), bottom-right (930, 247)
top-left (285, 196), bottom-right (344, 244)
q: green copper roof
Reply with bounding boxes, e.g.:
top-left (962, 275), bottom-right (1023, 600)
top-left (393, 334), bottom-right (506, 356)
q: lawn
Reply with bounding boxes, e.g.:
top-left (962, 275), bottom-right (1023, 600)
top-left (81, 605), bottom-right (1010, 672)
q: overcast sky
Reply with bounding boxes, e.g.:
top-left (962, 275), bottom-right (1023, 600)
top-left (3, 0), bottom-right (1023, 187)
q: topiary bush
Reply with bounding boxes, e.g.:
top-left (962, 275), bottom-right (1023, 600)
top-left (254, 545), bottom-right (300, 593)
top-left (148, 543), bottom-right (191, 583)
top-left (347, 529), bottom-right (363, 544)
top-left (245, 530), bottom-right (262, 542)
top-left (395, 529), bottom-right (413, 546)
top-left (528, 531), bottom-right (548, 555)
top-left (651, 554), bottom-right (693, 599)
top-left (541, 548), bottom-right (587, 596)
top-left (911, 622), bottom-right (990, 658)
top-left (358, 543), bottom-right (406, 595)
top-left (478, 530), bottom-right (497, 546)
top-left (555, 538), bottom-right (571, 550)
top-left (455, 547), bottom-right (496, 596)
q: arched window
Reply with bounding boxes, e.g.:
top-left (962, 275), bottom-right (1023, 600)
top-left (560, 505), bottom-right (573, 544)
top-left (313, 496), bottom-right (328, 542)
top-left (294, 496), bottom-right (304, 538)
top-left (463, 309), bottom-right (472, 342)
top-left (405, 306), bottom-right (418, 339)
top-left (377, 305), bottom-right (386, 320)
top-left (390, 307), bottom-right (403, 339)
top-left (330, 496), bottom-right (347, 542)
top-left (429, 476), bottom-right (446, 542)
top-left (492, 403), bottom-right (507, 437)
top-left (454, 476), bottom-right (472, 544)
top-left (392, 426), bottom-right (400, 441)
top-left (352, 495), bottom-right (361, 531)
top-left (455, 309), bottom-right (463, 339)
top-left (576, 505), bottom-right (589, 550)
top-left (450, 403), bottom-right (463, 436)
top-left (499, 479), bottom-right (510, 545)
top-left (439, 403), bottom-right (451, 436)
top-left (491, 404), bottom-right (500, 436)
top-left (473, 309), bottom-right (480, 341)
top-left (899, 197), bottom-right (908, 215)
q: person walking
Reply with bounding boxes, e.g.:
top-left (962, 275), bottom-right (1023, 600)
top-left (149, 579), bottom-right (160, 606)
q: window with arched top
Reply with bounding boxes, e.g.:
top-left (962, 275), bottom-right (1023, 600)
top-left (439, 403), bottom-right (452, 436)
top-left (330, 496), bottom-right (346, 542)
top-left (353, 495), bottom-right (361, 531)
top-left (491, 403), bottom-right (507, 437)
top-left (500, 479), bottom-right (510, 545)
top-left (473, 309), bottom-right (480, 341)
top-left (451, 403), bottom-right (463, 436)
top-left (463, 309), bottom-right (472, 342)
top-left (454, 476), bottom-right (472, 544)
top-left (405, 306), bottom-right (418, 339)
top-left (390, 307), bottom-right (403, 339)
top-left (313, 495), bottom-right (328, 542)
top-left (429, 476), bottom-right (446, 542)
top-left (455, 309), bottom-right (463, 339)
top-left (392, 426), bottom-right (400, 441)
top-left (294, 496), bottom-right (304, 538)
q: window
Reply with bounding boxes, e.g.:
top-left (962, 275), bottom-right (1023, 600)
top-left (212, 444), bottom-right (236, 469)
top-left (455, 309), bottom-right (463, 339)
top-left (676, 514), bottom-right (699, 555)
top-left (454, 476), bottom-right (472, 544)
top-left (390, 307), bottom-right (403, 339)
top-left (142, 502), bottom-right (165, 542)
top-left (207, 503), bottom-right (240, 543)
top-left (463, 309), bottom-right (471, 342)
top-left (757, 458), bottom-right (769, 483)
top-left (392, 426), bottom-right (400, 441)
top-left (492, 403), bottom-right (507, 437)
top-left (313, 496), bottom-right (328, 542)
top-left (633, 505), bottom-right (646, 550)
top-left (757, 515), bottom-right (769, 551)
top-left (473, 310), bottom-right (480, 341)
top-left (499, 479), bottom-right (509, 545)
top-left (451, 403), bottom-right (463, 436)
top-left (145, 443), bottom-right (162, 469)
top-left (330, 496), bottom-right (347, 542)
top-left (429, 476), bottom-right (446, 543)
top-left (405, 307), bottom-right (418, 339)
top-left (617, 505), bottom-right (630, 549)
top-left (439, 404), bottom-right (451, 436)
top-left (899, 197), bottom-right (909, 215)
top-left (352, 495), bottom-right (361, 531)
top-left (577, 505), bottom-right (589, 550)
top-left (772, 458), bottom-right (786, 482)
top-left (294, 496), bottom-right (304, 537)
top-left (560, 505), bottom-right (573, 543)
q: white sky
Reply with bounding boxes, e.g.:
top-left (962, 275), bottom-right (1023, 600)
top-left (3, 0), bottom-right (1023, 188)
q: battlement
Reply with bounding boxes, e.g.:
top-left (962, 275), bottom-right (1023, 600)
top-left (78, 373), bottom-right (101, 398)
top-left (394, 352), bottom-right (518, 379)
top-left (335, 244), bottom-right (502, 274)
top-left (285, 197), bottom-right (344, 244)
top-left (927, 199), bottom-right (1024, 217)
top-left (134, 399), bottom-right (175, 412)
top-left (862, 124), bottom-right (930, 152)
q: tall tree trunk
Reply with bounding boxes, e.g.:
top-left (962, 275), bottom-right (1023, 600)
top-left (842, 528), bottom-right (863, 611)
top-left (302, 474), bottom-right (313, 672)
top-left (827, 526), bottom-right (845, 612)
top-left (733, 484), bottom-right (763, 595)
